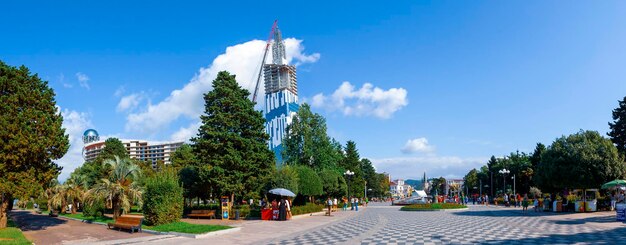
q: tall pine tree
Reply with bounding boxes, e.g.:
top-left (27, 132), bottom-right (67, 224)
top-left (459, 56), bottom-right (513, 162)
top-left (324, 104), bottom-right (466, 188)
top-left (0, 61), bottom-right (69, 228)
top-left (192, 71), bottom-right (274, 202)
top-left (609, 96), bottom-right (626, 156)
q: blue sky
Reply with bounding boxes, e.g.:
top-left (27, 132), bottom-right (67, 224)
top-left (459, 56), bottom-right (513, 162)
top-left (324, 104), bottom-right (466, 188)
top-left (3, 1), bottom-right (626, 180)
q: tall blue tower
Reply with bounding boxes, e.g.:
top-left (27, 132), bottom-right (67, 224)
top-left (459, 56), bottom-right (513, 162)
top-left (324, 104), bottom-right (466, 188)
top-left (264, 25), bottom-right (299, 164)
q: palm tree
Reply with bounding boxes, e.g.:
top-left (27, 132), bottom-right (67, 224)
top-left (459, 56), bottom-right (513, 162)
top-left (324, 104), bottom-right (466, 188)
top-left (87, 156), bottom-right (142, 218)
top-left (65, 173), bottom-right (87, 214)
top-left (49, 184), bottom-right (68, 214)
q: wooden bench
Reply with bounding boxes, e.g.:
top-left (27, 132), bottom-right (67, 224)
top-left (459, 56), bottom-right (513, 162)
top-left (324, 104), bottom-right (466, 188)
top-left (107, 216), bottom-right (143, 233)
top-left (187, 210), bottom-right (216, 219)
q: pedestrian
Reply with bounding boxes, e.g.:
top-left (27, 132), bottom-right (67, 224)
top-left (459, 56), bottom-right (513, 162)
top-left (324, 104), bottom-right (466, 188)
top-left (326, 197), bottom-right (333, 216)
top-left (522, 194), bottom-right (529, 212)
top-left (249, 198), bottom-right (254, 207)
top-left (343, 197), bottom-right (348, 211)
top-left (350, 197), bottom-right (355, 210)
top-left (279, 198), bottom-right (287, 221)
top-left (533, 197), bottom-right (539, 212)
top-left (286, 198), bottom-right (292, 219)
top-left (611, 192), bottom-right (617, 211)
top-left (333, 197), bottom-right (338, 212)
top-left (504, 194), bottom-right (509, 207)
top-left (365, 197), bottom-right (369, 207)
top-left (517, 193), bottom-right (522, 208)
top-left (355, 197), bottom-right (359, 211)
top-left (485, 194), bottom-right (489, 206)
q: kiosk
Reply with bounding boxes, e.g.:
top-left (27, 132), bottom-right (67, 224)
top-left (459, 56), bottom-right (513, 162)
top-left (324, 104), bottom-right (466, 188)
top-left (221, 196), bottom-right (230, 220)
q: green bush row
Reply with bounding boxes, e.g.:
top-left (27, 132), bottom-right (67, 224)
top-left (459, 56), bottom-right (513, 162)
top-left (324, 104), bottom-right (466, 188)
top-left (291, 203), bottom-right (324, 215)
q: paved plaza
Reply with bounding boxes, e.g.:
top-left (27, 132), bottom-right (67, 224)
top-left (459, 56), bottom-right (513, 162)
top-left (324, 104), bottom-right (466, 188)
top-left (12, 202), bottom-right (626, 244)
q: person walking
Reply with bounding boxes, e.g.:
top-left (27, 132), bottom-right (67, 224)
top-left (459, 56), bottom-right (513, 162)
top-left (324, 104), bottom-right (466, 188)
top-left (350, 197), bottom-right (355, 210)
top-left (326, 197), bottom-right (333, 216)
top-left (504, 194), bottom-right (509, 207)
top-left (343, 197), bottom-right (348, 211)
top-left (521, 194), bottom-right (529, 212)
top-left (485, 194), bottom-right (489, 206)
top-left (533, 197), bottom-right (539, 212)
top-left (354, 197), bottom-right (359, 211)
top-left (611, 192), bottom-right (617, 211)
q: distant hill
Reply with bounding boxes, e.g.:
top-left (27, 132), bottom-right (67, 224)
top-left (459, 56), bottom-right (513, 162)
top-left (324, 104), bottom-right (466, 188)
top-left (404, 179), bottom-right (424, 189)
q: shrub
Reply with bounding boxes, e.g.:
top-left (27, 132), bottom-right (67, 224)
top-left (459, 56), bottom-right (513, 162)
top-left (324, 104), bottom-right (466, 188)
top-left (291, 203), bottom-right (324, 215)
top-left (83, 198), bottom-right (106, 218)
top-left (143, 170), bottom-right (184, 226)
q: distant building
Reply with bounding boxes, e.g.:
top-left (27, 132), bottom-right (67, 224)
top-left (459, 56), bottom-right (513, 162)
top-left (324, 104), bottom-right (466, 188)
top-left (390, 178), bottom-right (414, 198)
top-left (446, 179), bottom-right (464, 196)
top-left (84, 139), bottom-right (184, 165)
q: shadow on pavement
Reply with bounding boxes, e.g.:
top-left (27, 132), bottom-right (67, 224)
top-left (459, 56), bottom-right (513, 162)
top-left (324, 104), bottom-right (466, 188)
top-left (451, 209), bottom-right (560, 217)
top-left (486, 226), bottom-right (626, 244)
top-left (549, 215), bottom-right (617, 225)
top-left (10, 210), bottom-right (68, 231)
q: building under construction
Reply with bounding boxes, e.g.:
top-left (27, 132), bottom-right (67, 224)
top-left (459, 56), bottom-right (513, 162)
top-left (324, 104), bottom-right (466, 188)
top-left (263, 25), bottom-right (299, 164)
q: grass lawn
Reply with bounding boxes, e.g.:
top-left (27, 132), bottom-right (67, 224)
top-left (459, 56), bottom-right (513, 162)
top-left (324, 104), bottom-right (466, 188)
top-left (144, 222), bottom-right (232, 234)
top-left (57, 212), bottom-right (113, 223)
top-left (400, 203), bottom-right (467, 211)
top-left (0, 219), bottom-right (31, 245)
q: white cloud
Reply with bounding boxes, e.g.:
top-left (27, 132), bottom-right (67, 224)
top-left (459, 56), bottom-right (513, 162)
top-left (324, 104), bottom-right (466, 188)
top-left (401, 137), bottom-right (435, 154)
top-left (170, 121), bottom-right (202, 143)
top-left (116, 92), bottom-right (146, 112)
top-left (123, 37), bottom-right (319, 136)
top-left (76, 72), bottom-right (90, 90)
top-left (56, 108), bottom-right (93, 181)
top-left (311, 82), bottom-right (408, 119)
top-left (370, 156), bottom-right (488, 181)
top-left (114, 86), bottom-right (126, 97)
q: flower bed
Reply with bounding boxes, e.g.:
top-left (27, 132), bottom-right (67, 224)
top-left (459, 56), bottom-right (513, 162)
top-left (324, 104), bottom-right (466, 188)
top-left (400, 203), bottom-right (467, 211)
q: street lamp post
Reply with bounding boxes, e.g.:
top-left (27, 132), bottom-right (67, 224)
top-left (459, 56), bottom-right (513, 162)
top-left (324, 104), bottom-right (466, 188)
top-left (512, 174), bottom-right (516, 195)
top-left (344, 170), bottom-right (354, 198)
top-left (499, 168), bottom-right (510, 195)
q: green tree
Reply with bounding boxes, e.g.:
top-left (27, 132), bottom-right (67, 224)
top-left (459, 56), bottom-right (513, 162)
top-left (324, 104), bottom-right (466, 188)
top-left (79, 137), bottom-right (129, 188)
top-left (609, 96), bottom-right (626, 156)
top-left (143, 169), bottom-right (184, 225)
top-left (170, 144), bottom-right (197, 170)
top-left (342, 141), bottom-right (365, 198)
top-left (294, 165), bottom-right (322, 202)
top-left (319, 169), bottom-right (348, 198)
top-left (463, 169), bottom-right (479, 194)
top-left (430, 177), bottom-right (446, 196)
top-left (86, 156), bottom-right (143, 218)
top-left (282, 104), bottom-right (342, 170)
top-left (536, 130), bottom-right (626, 192)
top-left (271, 166), bottom-right (299, 195)
top-left (0, 61), bottom-right (69, 228)
top-left (192, 71), bottom-right (275, 203)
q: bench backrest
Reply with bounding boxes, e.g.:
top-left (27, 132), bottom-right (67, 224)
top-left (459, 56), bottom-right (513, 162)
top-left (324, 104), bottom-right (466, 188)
top-left (191, 210), bottom-right (214, 214)
top-left (115, 216), bottom-right (142, 225)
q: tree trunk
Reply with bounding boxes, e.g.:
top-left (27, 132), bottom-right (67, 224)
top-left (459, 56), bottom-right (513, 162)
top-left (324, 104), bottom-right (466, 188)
top-left (61, 200), bottom-right (68, 214)
top-left (112, 197), bottom-right (121, 219)
top-left (71, 201), bottom-right (78, 214)
top-left (0, 194), bottom-right (9, 228)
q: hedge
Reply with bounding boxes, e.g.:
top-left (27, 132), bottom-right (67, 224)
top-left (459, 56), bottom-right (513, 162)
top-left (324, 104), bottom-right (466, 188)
top-left (291, 203), bottom-right (324, 215)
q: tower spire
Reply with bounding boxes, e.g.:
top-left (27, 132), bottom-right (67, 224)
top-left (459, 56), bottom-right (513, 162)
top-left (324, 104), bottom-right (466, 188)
top-left (272, 26), bottom-right (286, 65)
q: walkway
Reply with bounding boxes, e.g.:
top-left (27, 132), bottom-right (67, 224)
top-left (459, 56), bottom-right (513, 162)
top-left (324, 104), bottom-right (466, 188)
top-left (10, 210), bottom-right (151, 244)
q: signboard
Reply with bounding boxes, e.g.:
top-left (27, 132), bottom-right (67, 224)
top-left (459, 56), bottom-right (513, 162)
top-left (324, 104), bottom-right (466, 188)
top-left (221, 196), bottom-right (230, 220)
